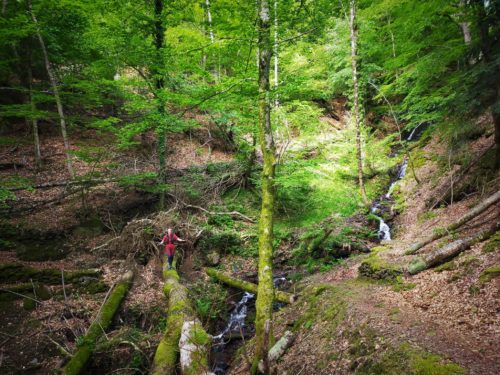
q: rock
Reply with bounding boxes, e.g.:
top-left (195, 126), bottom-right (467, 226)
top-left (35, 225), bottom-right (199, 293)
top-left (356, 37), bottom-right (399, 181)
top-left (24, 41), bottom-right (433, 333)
top-left (359, 247), bottom-right (402, 281)
top-left (206, 251), bottom-right (220, 266)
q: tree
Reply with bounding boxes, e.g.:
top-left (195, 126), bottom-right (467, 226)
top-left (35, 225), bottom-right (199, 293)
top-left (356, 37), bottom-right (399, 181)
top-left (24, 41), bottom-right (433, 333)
top-left (29, 0), bottom-right (74, 178)
top-left (348, 0), bottom-right (368, 205)
top-left (253, 0), bottom-right (276, 373)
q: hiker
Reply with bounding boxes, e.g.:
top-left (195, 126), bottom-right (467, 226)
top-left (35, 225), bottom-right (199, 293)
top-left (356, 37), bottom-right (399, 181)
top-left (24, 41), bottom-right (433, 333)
top-left (159, 228), bottom-right (185, 270)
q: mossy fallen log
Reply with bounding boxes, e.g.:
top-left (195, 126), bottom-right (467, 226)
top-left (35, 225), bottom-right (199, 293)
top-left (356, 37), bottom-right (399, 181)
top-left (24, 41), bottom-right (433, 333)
top-left (62, 270), bottom-right (134, 375)
top-left (408, 224), bottom-right (498, 275)
top-left (0, 264), bottom-right (101, 284)
top-left (151, 262), bottom-right (212, 375)
top-left (205, 268), bottom-right (295, 304)
top-left (406, 190), bottom-right (500, 255)
top-left (0, 282), bottom-right (51, 301)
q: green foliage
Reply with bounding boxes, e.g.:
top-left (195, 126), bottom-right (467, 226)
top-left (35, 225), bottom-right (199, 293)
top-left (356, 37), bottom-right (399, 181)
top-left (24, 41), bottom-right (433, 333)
top-left (188, 280), bottom-right (228, 326)
top-left (197, 230), bottom-right (243, 256)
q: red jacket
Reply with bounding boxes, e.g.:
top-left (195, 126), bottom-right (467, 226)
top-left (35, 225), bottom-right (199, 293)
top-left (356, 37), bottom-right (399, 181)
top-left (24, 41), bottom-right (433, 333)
top-left (162, 233), bottom-right (179, 256)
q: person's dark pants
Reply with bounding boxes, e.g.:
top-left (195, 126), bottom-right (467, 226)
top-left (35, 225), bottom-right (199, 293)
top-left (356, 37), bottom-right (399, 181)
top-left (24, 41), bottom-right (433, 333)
top-left (167, 255), bottom-right (174, 269)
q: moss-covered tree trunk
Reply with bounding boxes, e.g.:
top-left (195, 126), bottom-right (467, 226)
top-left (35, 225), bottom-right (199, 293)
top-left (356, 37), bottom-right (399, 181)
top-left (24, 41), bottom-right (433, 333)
top-left (206, 268), bottom-right (295, 304)
top-left (406, 189), bottom-right (500, 255)
top-left (253, 1), bottom-right (276, 373)
top-left (0, 264), bottom-right (101, 284)
top-left (151, 262), bottom-right (212, 375)
top-left (62, 270), bottom-right (134, 375)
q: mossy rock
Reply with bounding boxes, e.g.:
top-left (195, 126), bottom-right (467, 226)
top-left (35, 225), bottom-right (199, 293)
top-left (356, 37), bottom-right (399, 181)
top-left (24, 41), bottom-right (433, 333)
top-left (359, 252), bottom-right (403, 281)
top-left (23, 295), bottom-right (37, 311)
top-left (205, 250), bottom-right (220, 266)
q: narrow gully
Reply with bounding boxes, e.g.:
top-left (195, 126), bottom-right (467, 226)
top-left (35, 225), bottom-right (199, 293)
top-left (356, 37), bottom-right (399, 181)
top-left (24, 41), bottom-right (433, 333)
top-left (211, 276), bottom-right (288, 375)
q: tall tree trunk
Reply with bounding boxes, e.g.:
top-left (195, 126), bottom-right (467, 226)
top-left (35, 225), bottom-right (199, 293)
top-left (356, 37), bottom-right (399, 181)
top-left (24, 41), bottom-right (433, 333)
top-left (273, 0), bottom-right (278, 107)
top-left (349, 0), bottom-right (368, 205)
top-left (459, 0), bottom-right (472, 45)
top-left (154, 0), bottom-right (167, 209)
top-left (27, 47), bottom-right (42, 168)
top-left (253, 0), bottom-right (275, 373)
top-left (29, 2), bottom-right (74, 178)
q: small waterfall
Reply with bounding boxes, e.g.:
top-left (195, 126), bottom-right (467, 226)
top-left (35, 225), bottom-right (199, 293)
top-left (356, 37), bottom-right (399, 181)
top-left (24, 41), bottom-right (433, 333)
top-left (370, 123), bottom-right (425, 240)
top-left (385, 159), bottom-right (408, 199)
top-left (213, 292), bottom-right (254, 344)
top-left (376, 216), bottom-right (391, 241)
top-left (212, 277), bottom-right (287, 374)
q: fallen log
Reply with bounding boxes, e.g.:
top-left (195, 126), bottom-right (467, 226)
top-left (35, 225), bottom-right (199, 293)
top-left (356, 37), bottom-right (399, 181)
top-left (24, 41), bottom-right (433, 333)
top-left (205, 268), bottom-right (296, 304)
top-left (408, 223), bottom-right (498, 275)
top-left (62, 270), bottom-right (134, 375)
top-left (258, 330), bottom-right (295, 372)
top-left (151, 262), bottom-right (212, 375)
top-left (0, 264), bottom-right (101, 284)
top-left (0, 282), bottom-right (51, 301)
top-left (405, 189), bottom-right (500, 255)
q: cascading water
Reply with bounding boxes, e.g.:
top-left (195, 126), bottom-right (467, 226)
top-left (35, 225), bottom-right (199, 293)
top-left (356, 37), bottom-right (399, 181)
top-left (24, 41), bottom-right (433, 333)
top-left (211, 277), bottom-right (287, 374)
top-left (371, 123), bottom-right (424, 240)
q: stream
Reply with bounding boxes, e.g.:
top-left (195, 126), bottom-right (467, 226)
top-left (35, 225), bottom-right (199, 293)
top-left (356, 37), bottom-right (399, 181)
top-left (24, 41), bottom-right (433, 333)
top-left (371, 123), bottom-right (426, 241)
top-left (211, 277), bottom-right (288, 374)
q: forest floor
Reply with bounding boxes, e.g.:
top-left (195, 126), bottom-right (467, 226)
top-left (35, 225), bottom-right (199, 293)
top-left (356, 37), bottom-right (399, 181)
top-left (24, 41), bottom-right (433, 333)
top-left (1, 111), bottom-right (499, 374)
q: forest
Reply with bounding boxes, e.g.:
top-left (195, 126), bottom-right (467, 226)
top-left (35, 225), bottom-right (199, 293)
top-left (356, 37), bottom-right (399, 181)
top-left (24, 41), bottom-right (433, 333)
top-left (0, 0), bottom-right (499, 374)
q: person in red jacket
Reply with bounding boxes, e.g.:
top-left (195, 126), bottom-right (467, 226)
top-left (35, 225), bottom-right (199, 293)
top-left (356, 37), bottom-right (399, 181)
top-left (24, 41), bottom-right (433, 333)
top-left (160, 228), bottom-right (185, 269)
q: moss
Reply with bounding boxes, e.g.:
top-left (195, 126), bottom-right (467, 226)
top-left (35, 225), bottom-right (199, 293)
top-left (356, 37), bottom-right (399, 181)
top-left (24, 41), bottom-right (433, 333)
top-left (63, 272), bottom-right (133, 375)
top-left (479, 266), bottom-right (500, 284)
top-left (359, 252), bottom-right (403, 281)
top-left (183, 322), bottom-right (211, 375)
top-left (152, 261), bottom-right (210, 375)
top-left (23, 295), bottom-right (37, 311)
top-left (358, 343), bottom-right (465, 375)
top-left (408, 258), bottom-right (427, 275)
top-left (482, 231), bottom-right (500, 253)
top-left (0, 282), bottom-right (51, 301)
top-left (0, 264), bottom-right (101, 284)
top-left (75, 279), bottom-right (107, 294)
top-left (434, 261), bottom-right (456, 272)
top-left (392, 276), bottom-right (416, 292)
top-left (293, 285), bottom-right (346, 335)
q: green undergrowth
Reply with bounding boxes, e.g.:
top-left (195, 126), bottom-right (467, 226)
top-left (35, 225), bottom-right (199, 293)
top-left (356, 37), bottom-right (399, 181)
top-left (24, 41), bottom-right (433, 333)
top-left (187, 279), bottom-right (228, 329)
top-left (292, 284), bottom-right (347, 333)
